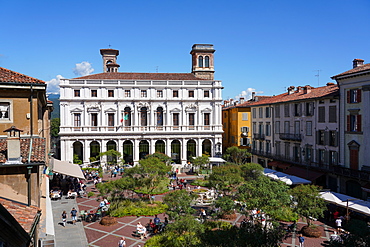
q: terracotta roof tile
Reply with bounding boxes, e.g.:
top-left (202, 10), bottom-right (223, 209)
top-left (0, 137), bottom-right (46, 163)
top-left (247, 84), bottom-right (339, 106)
top-left (0, 197), bottom-right (40, 233)
top-left (73, 72), bottom-right (208, 80)
top-left (0, 67), bottom-right (45, 84)
top-left (332, 63), bottom-right (370, 79)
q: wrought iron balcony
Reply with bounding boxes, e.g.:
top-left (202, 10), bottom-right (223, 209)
top-left (279, 133), bottom-right (302, 141)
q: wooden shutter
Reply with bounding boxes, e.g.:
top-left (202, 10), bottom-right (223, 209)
top-left (357, 115), bottom-right (362, 132)
top-left (347, 115), bottom-right (350, 131)
top-left (347, 91), bottom-right (350, 103)
top-left (357, 89), bottom-right (362, 103)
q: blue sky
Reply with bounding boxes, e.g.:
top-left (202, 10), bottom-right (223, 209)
top-left (1, 0), bottom-right (369, 100)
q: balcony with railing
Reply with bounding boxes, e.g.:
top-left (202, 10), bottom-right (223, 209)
top-left (279, 133), bottom-right (302, 141)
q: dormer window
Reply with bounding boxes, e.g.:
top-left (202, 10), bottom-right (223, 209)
top-left (198, 56), bottom-right (203, 68)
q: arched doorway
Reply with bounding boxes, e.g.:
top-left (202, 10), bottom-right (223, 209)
top-left (73, 141), bottom-right (83, 163)
top-left (346, 180), bottom-right (362, 198)
top-left (171, 140), bottom-right (181, 164)
top-left (155, 140), bottom-right (165, 154)
top-left (123, 140), bottom-right (133, 164)
top-left (106, 141), bottom-right (117, 165)
top-left (187, 140), bottom-right (196, 160)
top-left (202, 139), bottom-right (212, 156)
top-left (90, 141), bottom-right (100, 163)
top-left (139, 140), bottom-right (149, 160)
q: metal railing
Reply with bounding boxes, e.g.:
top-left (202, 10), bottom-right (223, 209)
top-left (279, 133), bottom-right (302, 141)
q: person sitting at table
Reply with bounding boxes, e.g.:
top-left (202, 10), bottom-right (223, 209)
top-left (136, 222), bottom-right (148, 239)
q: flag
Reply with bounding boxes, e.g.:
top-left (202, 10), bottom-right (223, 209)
top-left (120, 118), bottom-right (123, 123)
top-left (124, 113), bottom-right (129, 120)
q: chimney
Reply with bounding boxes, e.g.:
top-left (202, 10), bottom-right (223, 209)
top-left (303, 85), bottom-right (311, 94)
top-left (326, 82), bottom-right (335, 86)
top-left (296, 86), bottom-right (303, 93)
top-left (4, 126), bottom-right (23, 164)
top-left (251, 92), bottom-right (256, 100)
top-left (353, 59), bottom-right (364, 68)
top-left (287, 86), bottom-right (295, 95)
top-left (240, 97), bottom-right (245, 104)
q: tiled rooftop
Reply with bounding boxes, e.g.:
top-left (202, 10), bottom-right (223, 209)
top-left (0, 137), bottom-right (46, 163)
top-left (73, 72), bottom-right (208, 80)
top-left (0, 67), bottom-right (45, 84)
top-left (332, 63), bottom-right (370, 79)
top-left (0, 197), bottom-right (40, 233)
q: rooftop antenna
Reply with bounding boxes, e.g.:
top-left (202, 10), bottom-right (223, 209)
top-left (156, 66), bottom-right (159, 73)
top-left (108, 44), bottom-right (111, 48)
top-left (314, 70), bottom-right (321, 86)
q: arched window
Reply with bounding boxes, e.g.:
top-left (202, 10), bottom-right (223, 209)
top-left (123, 140), bottom-right (133, 164)
top-left (106, 141), bottom-right (117, 165)
top-left (205, 56), bottom-right (210, 68)
top-left (141, 107), bottom-right (148, 126)
top-left (73, 141), bottom-right (83, 163)
top-left (202, 139), bottom-right (212, 156)
top-left (155, 140), bottom-right (166, 154)
top-left (90, 141), bottom-right (100, 161)
top-left (171, 140), bottom-right (181, 164)
top-left (187, 140), bottom-right (196, 160)
top-left (157, 107), bottom-right (163, 126)
top-left (123, 107), bottom-right (131, 127)
top-left (139, 140), bottom-right (149, 159)
top-left (198, 56), bottom-right (203, 68)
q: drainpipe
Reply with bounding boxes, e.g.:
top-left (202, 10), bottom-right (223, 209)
top-left (28, 85), bottom-right (34, 206)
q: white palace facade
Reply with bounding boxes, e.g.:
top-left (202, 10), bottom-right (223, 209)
top-left (59, 44), bottom-right (223, 166)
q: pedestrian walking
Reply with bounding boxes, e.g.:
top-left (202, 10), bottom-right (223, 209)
top-left (298, 234), bottom-right (305, 247)
top-left (118, 236), bottom-right (126, 247)
top-left (61, 210), bottom-right (67, 227)
top-left (335, 217), bottom-right (342, 232)
top-left (71, 207), bottom-right (78, 225)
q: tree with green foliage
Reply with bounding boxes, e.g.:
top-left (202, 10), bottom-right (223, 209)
top-left (145, 152), bottom-right (172, 165)
top-left (191, 154), bottom-right (210, 173)
top-left (237, 175), bottom-right (291, 221)
top-left (290, 184), bottom-right (326, 226)
top-left (163, 189), bottom-right (196, 220)
top-left (99, 149), bottom-right (122, 166)
top-left (50, 118), bottom-right (60, 137)
top-left (208, 164), bottom-right (243, 196)
top-left (73, 154), bottom-right (82, 165)
top-left (125, 157), bottom-right (171, 203)
top-left (240, 162), bottom-right (264, 181)
top-left (213, 196), bottom-right (236, 218)
top-left (145, 216), bottom-right (204, 247)
top-left (223, 146), bottom-right (251, 165)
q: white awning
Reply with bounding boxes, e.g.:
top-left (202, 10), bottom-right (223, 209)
top-left (51, 158), bottom-right (85, 179)
top-left (263, 168), bottom-right (311, 185)
top-left (209, 157), bottom-right (226, 163)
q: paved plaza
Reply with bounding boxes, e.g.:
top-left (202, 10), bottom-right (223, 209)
top-left (51, 172), bottom-right (337, 247)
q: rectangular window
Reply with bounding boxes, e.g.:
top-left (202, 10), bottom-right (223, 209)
top-left (305, 102), bottom-right (313, 116)
top-left (124, 90), bottom-right (131, 97)
top-left (252, 108), bottom-right (256, 118)
top-left (91, 113), bottom-right (98, 127)
top-left (275, 141), bottom-right (281, 156)
top-left (318, 106), bottom-right (325, 122)
top-left (294, 103), bottom-right (301, 116)
top-left (284, 104), bottom-right (290, 117)
top-left (108, 90), bottom-right (114, 97)
top-left (189, 113), bottom-right (195, 126)
top-left (329, 131), bottom-right (338, 147)
top-left (74, 113), bottom-right (81, 127)
top-left (188, 90), bottom-right (194, 97)
top-left (242, 113), bottom-right (248, 121)
top-left (285, 142), bottom-right (290, 159)
top-left (141, 90), bottom-right (147, 97)
top-left (157, 90), bottom-right (163, 98)
top-left (275, 121), bottom-right (280, 134)
top-left (275, 105), bottom-right (280, 118)
top-left (329, 151), bottom-right (338, 165)
top-left (204, 90), bottom-right (210, 98)
top-left (284, 121), bottom-right (290, 133)
top-left (252, 122), bottom-right (257, 133)
top-left (294, 121), bottom-right (300, 135)
top-left (306, 121), bottom-right (312, 136)
top-left (173, 113), bottom-right (179, 126)
top-left (266, 123), bottom-right (271, 136)
top-left (258, 108), bottom-right (263, 118)
top-left (0, 102), bottom-right (11, 120)
top-left (347, 89), bottom-right (362, 103)
top-left (265, 107), bottom-right (271, 118)
top-left (173, 90), bottom-right (179, 97)
top-left (108, 113), bottom-right (114, 126)
top-left (74, 90), bottom-right (80, 97)
top-left (266, 141), bottom-right (271, 154)
top-left (317, 130), bottom-right (325, 145)
top-left (348, 114), bottom-right (362, 132)
top-left (241, 138), bottom-right (250, 146)
top-left (91, 90), bottom-right (97, 97)
top-left (241, 126), bottom-right (249, 133)
top-left (329, 106), bottom-right (337, 123)
top-left (204, 113), bottom-right (210, 126)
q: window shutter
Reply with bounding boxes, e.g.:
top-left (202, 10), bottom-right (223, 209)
top-left (347, 115), bottom-right (350, 131)
top-left (347, 91), bottom-right (350, 103)
top-left (357, 115), bottom-right (362, 132)
top-left (335, 131), bottom-right (339, 147)
top-left (241, 127), bottom-right (243, 133)
top-left (324, 131), bottom-right (330, 145)
top-left (324, 150), bottom-right (329, 165)
top-left (240, 138), bottom-right (243, 146)
top-left (357, 89), bottom-right (362, 103)
top-left (316, 131), bottom-right (319, 145)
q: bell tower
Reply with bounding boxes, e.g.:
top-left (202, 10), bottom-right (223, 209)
top-left (100, 48), bottom-right (120, 73)
top-left (190, 44), bottom-right (215, 80)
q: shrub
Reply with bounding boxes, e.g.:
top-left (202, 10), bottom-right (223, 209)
top-left (108, 199), bottom-right (168, 217)
top-left (190, 179), bottom-right (209, 187)
top-left (100, 216), bottom-right (117, 226)
top-left (87, 192), bottom-right (95, 198)
top-left (301, 225), bottom-right (321, 238)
